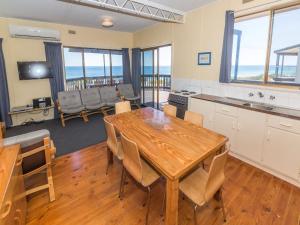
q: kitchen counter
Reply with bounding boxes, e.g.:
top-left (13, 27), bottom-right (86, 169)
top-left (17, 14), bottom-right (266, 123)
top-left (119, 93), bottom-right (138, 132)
top-left (192, 94), bottom-right (300, 120)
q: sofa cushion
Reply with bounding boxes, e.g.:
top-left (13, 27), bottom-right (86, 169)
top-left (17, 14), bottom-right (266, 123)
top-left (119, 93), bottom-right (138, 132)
top-left (3, 129), bottom-right (50, 148)
top-left (58, 90), bottom-right (83, 113)
top-left (80, 88), bottom-right (104, 109)
top-left (99, 86), bottom-right (120, 105)
top-left (118, 84), bottom-right (136, 98)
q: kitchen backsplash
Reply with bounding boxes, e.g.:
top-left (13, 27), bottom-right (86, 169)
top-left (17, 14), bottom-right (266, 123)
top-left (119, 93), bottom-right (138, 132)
top-left (171, 78), bottom-right (300, 110)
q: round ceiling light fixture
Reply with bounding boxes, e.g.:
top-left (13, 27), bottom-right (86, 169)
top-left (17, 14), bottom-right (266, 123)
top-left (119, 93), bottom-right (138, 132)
top-left (101, 17), bottom-right (113, 28)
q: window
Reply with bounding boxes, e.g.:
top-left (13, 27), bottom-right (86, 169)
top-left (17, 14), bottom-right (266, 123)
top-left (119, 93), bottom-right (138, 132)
top-left (63, 47), bottom-right (124, 90)
top-left (231, 4), bottom-right (300, 85)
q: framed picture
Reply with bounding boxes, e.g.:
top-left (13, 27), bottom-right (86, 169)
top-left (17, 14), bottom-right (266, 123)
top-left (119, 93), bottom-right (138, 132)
top-left (198, 52), bottom-right (211, 65)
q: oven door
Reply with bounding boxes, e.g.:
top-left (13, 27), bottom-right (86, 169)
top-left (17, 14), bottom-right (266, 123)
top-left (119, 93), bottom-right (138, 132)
top-left (168, 100), bottom-right (187, 119)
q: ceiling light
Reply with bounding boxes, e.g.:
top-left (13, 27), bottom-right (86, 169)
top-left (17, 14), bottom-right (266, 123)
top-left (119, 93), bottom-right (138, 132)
top-left (102, 18), bottom-right (113, 28)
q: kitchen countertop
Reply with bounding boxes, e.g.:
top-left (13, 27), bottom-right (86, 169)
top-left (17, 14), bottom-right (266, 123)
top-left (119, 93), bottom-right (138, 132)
top-left (192, 94), bottom-right (300, 120)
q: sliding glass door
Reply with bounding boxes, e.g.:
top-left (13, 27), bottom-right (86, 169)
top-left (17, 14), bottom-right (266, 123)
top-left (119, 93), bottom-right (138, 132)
top-left (141, 45), bottom-right (172, 109)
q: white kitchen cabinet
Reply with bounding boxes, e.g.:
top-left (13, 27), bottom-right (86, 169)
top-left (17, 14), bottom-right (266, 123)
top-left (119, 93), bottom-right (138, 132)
top-left (213, 112), bottom-right (238, 152)
top-left (189, 98), bottom-right (215, 130)
top-left (235, 109), bottom-right (266, 162)
top-left (189, 97), bottom-right (300, 186)
top-left (262, 118), bottom-right (300, 181)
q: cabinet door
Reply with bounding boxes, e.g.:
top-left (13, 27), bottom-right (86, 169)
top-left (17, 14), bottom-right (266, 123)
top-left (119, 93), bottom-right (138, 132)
top-left (262, 127), bottom-right (300, 180)
top-left (189, 99), bottom-right (215, 130)
top-left (235, 109), bottom-right (266, 162)
top-left (213, 112), bottom-right (237, 152)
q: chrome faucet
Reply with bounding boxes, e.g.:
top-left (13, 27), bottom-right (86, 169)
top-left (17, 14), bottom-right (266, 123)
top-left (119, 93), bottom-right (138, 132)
top-left (258, 92), bottom-right (264, 98)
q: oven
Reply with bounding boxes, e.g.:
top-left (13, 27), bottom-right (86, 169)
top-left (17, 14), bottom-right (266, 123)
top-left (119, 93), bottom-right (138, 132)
top-left (168, 93), bottom-right (188, 119)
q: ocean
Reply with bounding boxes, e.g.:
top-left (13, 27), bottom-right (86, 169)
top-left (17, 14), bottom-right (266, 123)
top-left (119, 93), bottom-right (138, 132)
top-left (231, 65), bottom-right (297, 78)
top-left (65, 65), bottom-right (297, 80)
top-left (65, 66), bottom-right (172, 79)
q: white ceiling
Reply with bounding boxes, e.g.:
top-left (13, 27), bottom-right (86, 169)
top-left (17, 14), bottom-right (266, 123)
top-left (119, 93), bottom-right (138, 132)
top-left (0, 0), bottom-right (215, 32)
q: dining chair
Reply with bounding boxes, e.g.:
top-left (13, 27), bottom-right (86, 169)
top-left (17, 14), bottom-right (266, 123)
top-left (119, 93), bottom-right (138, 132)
top-left (179, 149), bottom-right (229, 225)
top-left (115, 101), bottom-right (131, 114)
top-left (119, 133), bottom-right (160, 225)
top-left (184, 111), bottom-right (203, 127)
top-left (103, 118), bottom-right (123, 174)
top-left (163, 104), bottom-right (177, 117)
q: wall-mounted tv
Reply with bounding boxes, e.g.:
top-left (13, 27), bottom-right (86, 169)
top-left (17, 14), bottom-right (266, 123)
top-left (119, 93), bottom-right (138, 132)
top-left (17, 61), bottom-right (53, 80)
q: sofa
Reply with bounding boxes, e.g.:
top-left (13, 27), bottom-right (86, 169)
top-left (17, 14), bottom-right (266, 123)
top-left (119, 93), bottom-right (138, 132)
top-left (57, 86), bottom-right (122, 127)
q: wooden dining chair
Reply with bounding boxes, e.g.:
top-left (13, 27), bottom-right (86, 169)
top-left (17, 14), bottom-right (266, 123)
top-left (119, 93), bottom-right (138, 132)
top-left (163, 104), bottom-right (177, 117)
top-left (184, 111), bottom-right (203, 127)
top-left (103, 118), bottom-right (123, 174)
top-left (115, 101), bottom-right (131, 114)
top-left (179, 148), bottom-right (229, 225)
top-left (119, 133), bottom-right (160, 225)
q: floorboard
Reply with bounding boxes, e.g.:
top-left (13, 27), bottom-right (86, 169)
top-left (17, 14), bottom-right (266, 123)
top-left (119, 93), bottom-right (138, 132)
top-left (26, 143), bottom-right (300, 225)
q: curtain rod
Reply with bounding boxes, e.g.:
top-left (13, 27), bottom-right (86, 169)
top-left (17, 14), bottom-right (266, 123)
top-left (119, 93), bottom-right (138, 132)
top-left (232, 0), bottom-right (299, 15)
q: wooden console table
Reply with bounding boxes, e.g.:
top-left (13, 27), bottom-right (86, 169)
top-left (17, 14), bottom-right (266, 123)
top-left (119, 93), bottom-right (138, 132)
top-left (9, 105), bottom-right (54, 115)
top-left (0, 144), bottom-right (27, 225)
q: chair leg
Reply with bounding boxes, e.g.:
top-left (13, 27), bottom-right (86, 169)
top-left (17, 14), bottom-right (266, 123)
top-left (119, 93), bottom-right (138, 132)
top-left (47, 164), bottom-right (55, 202)
top-left (193, 204), bottom-right (198, 225)
top-left (82, 111), bottom-right (89, 123)
top-left (145, 187), bottom-right (152, 225)
top-left (119, 166), bottom-right (125, 199)
top-left (60, 113), bottom-right (65, 127)
top-left (219, 189), bottom-right (227, 222)
top-left (106, 148), bottom-right (113, 175)
top-left (160, 191), bottom-right (166, 217)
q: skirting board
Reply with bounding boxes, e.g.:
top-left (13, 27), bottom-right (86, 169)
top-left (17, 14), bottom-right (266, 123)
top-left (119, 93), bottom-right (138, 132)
top-left (229, 151), bottom-right (300, 188)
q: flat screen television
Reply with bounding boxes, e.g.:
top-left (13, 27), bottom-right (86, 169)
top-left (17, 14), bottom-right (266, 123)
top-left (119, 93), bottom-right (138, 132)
top-left (17, 61), bottom-right (53, 80)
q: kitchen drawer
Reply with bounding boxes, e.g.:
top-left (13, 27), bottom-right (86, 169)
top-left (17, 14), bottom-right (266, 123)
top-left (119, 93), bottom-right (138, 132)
top-left (215, 103), bottom-right (238, 117)
top-left (267, 115), bottom-right (300, 134)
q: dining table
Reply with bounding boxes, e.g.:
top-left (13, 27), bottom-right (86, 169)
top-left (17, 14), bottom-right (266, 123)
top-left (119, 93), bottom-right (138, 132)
top-left (105, 107), bottom-right (228, 225)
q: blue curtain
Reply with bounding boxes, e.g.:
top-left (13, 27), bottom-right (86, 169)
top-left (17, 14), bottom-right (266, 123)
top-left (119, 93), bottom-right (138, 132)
top-left (131, 48), bottom-right (141, 96)
top-left (122, 48), bottom-right (131, 84)
top-left (0, 38), bottom-right (12, 127)
top-left (44, 42), bottom-right (65, 119)
top-left (219, 10), bottom-right (234, 83)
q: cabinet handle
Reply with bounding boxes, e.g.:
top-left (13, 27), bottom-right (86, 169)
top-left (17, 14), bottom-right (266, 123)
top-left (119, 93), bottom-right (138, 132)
top-left (1, 201), bottom-right (12, 219)
top-left (279, 122), bottom-right (292, 128)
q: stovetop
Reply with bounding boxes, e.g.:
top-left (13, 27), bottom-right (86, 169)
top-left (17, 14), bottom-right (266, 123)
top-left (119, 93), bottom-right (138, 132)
top-left (171, 90), bottom-right (199, 96)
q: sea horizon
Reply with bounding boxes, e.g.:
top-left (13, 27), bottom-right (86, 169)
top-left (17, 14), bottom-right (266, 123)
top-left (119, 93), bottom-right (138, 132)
top-left (64, 65), bottom-right (297, 80)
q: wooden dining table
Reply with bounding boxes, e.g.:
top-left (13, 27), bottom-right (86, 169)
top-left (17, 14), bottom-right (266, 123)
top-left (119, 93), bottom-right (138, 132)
top-left (105, 107), bottom-right (228, 225)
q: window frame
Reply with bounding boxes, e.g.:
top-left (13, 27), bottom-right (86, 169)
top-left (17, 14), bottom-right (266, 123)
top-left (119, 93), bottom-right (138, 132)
top-left (231, 2), bottom-right (300, 87)
top-left (63, 46), bottom-right (124, 90)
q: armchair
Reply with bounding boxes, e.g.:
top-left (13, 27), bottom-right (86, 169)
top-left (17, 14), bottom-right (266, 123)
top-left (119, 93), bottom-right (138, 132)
top-left (118, 84), bottom-right (140, 108)
top-left (57, 90), bottom-right (88, 127)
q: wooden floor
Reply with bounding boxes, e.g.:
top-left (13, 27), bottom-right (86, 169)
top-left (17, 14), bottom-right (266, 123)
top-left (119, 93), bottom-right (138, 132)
top-left (26, 142), bottom-right (300, 225)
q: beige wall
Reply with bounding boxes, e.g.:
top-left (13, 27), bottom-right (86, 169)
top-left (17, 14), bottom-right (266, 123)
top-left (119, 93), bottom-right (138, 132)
top-left (133, 0), bottom-right (293, 81)
top-left (0, 17), bottom-right (133, 125)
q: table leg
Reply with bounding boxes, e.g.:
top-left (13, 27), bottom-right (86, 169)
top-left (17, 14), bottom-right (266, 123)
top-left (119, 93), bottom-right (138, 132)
top-left (165, 178), bottom-right (179, 225)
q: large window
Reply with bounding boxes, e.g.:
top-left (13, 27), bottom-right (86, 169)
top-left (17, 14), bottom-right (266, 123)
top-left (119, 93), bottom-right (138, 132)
top-left (63, 47), bottom-right (124, 90)
top-left (231, 4), bottom-right (300, 85)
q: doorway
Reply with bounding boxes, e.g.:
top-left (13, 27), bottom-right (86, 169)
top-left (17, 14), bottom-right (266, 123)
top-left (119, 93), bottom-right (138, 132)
top-left (141, 45), bottom-right (172, 109)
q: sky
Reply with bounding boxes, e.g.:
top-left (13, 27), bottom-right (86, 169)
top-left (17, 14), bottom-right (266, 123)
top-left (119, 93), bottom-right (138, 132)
top-left (64, 46), bottom-right (172, 68)
top-left (232, 7), bottom-right (300, 66)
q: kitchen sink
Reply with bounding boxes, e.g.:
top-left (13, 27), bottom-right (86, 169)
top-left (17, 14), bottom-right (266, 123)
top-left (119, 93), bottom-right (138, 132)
top-left (242, 102), bottom-right (274, 111)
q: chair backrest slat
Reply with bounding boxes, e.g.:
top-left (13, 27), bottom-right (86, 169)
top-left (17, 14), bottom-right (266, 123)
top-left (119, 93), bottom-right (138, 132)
top-left (104, 118), bottom-right (119, 156)
top-left (205, 149), bottom-right (229, 201)
top-left (184, 111), bottom-right (203, 127)
top-left (115, 101), bottom-right (131, 114)
top-left (120, 133), bottom-right (143, 183)
top-left (163, 104), bottom-right (177, 117)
